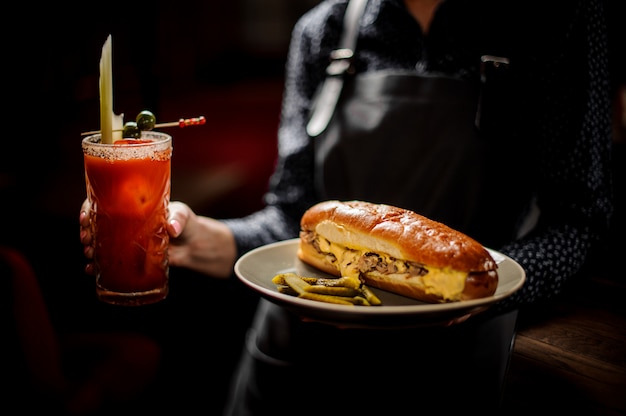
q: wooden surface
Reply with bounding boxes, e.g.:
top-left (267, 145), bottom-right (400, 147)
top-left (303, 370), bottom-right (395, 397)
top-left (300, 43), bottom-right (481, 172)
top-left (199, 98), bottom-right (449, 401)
top-left (501, 274), bottom-right (626, 415)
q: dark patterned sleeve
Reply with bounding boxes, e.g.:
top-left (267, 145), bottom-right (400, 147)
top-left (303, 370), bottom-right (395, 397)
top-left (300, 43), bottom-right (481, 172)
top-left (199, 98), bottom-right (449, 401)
top-left (497, 0), bottom-right (613, 310)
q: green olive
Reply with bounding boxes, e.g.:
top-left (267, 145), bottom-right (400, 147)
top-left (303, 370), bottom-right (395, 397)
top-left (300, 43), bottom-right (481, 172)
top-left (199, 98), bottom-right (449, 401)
top-left (136, 110), bottom-right (156, 131)
top-left (122, 121), bottom-right (141, 138)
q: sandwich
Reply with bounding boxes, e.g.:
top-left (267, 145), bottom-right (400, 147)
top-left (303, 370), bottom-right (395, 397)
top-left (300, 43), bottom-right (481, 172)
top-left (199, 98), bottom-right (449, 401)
top-left (297, 200), bottom-right (498, 303)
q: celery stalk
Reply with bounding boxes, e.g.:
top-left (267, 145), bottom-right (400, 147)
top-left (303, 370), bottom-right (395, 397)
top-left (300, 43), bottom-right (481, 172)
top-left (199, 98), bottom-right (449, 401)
top-left (99, 35), bottom-right (123, 143)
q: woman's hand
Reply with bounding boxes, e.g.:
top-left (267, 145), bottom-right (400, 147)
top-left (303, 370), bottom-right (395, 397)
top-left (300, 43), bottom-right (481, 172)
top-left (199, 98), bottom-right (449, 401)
top-left (166, 201), bottom-right (237, 278)
top-left (79, 199), bottom-right (237, 279)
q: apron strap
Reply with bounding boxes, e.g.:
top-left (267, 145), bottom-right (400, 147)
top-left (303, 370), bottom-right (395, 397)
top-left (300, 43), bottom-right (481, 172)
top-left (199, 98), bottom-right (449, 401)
top-left (306, 0), bottom-right (367, 137)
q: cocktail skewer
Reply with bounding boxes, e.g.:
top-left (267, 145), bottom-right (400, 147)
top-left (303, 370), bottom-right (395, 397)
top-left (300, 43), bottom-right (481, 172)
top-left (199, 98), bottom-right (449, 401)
top-left (81, 116), bottom-right (206, 136)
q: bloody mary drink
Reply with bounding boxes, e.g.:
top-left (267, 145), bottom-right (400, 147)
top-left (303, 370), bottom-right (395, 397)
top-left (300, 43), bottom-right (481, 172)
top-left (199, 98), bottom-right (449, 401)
top-left (82, 131), bottom-right (172, 306)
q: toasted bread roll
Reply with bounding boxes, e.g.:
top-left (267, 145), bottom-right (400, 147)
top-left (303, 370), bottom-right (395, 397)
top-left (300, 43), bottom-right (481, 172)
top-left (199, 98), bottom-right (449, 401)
top-left (297, 200), bottom-right (498, 303)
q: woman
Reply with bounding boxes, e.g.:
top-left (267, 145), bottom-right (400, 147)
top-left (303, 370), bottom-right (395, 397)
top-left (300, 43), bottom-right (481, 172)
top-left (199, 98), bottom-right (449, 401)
top-left (81, 0), bottom-right (613, 414)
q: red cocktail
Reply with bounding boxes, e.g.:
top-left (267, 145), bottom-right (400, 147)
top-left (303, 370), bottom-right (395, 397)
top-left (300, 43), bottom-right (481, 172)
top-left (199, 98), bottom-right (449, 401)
top-left (82, 131), bottom-right (172, 305)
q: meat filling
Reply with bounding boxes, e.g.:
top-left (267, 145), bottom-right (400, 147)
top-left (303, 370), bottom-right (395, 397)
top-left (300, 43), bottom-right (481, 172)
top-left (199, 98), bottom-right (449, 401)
top-left (301, 231), bottom-right (428, 278)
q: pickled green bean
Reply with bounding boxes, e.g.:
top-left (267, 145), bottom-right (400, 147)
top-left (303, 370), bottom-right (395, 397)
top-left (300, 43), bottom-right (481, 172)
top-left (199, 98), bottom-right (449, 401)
top-left (273, 273), bottom-right (382, 306)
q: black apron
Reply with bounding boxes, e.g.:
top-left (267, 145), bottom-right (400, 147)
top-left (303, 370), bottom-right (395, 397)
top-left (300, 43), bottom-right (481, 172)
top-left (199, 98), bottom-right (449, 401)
top-left (312, 66), bottom-right (533, 248)
top-left (314, 70), bottom-right (488, 236)
top-left (223, 70), bottom-right (520, 416)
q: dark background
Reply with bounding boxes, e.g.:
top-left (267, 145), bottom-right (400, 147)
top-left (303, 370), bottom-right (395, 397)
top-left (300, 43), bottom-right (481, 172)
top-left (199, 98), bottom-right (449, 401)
top-left (1, 0), bottom-right (624, 414)
top-left (3, 2), bottom-right (320, 413)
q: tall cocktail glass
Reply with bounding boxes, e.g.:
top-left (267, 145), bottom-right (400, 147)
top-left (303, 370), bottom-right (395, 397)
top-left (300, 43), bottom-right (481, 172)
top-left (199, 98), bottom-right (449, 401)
top-left (82, 131), bottom-right (172, 306)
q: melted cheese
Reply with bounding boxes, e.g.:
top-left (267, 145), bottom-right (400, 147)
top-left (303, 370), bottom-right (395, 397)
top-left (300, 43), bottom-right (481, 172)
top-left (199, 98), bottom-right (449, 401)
top-left (317, 238), bottom-right (466, 301)
top-left (319, 238), bottom-right (360, 281)
top-left (421, 267), bottom-right (466, 301)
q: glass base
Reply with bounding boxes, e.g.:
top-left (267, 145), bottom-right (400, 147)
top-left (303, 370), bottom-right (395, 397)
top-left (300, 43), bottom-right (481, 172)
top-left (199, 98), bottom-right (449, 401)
top-left (96, 285), bottom-right (168, 306)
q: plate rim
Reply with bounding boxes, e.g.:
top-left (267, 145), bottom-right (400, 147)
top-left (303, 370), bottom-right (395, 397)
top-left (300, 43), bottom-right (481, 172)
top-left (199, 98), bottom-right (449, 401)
top-left (234, 238), bottom-right (525, 324)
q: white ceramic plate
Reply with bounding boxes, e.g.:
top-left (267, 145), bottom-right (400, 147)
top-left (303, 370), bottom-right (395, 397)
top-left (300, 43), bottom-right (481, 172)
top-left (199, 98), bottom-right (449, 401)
top-left (235, 238), bottom-right (525, 328)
